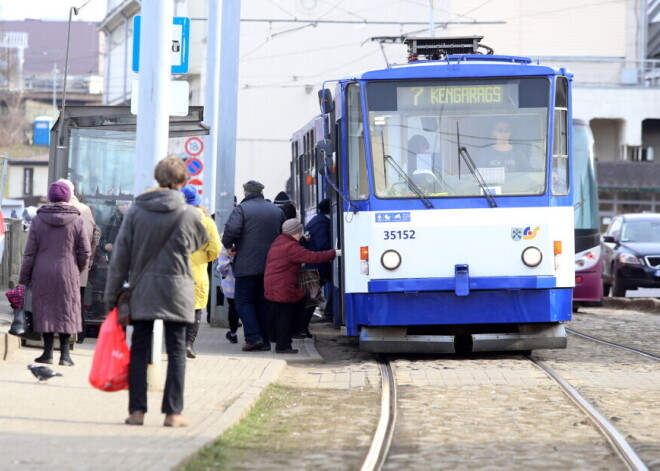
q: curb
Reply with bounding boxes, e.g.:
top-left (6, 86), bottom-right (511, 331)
top-left (601, 296), bottom-right (660, 313)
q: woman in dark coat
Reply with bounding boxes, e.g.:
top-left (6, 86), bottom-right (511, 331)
top-left (105, 156), bottom-right (208, 428)
top-left (19, 181), bottom-right (91, 366)
top-left (263, 219), bottom-right (337, 353)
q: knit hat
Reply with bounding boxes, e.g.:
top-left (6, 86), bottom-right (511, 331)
top-left (48, 181), bottom-right (71, 203)
top-left (180, 184), bottom-right (202, 206)
top-left (273, 191), bottom-right (291, 206)
top-left (317, 198), bottom-right (330, 215)
top-left (282, 218), bottom-right (303, 235)
top-left (243, 180), bottom-right (264, 194)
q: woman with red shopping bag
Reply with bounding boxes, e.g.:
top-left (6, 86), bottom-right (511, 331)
top-left (104, 156), bottom-right (208, 427)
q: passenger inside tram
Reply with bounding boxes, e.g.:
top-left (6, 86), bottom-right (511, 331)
top-left (475, 119), bottom-right (531, 181)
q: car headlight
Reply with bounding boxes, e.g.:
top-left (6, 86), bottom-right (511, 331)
top-left (521, 246), bottom-right (543, 267)
top-left (381, 250), bottom-right (401, 270)
top-left (617, 253), bottom-right (643, 265)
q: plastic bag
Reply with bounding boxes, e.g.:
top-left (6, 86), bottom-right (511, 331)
top-left (89, 307), bottom-right (130, 392)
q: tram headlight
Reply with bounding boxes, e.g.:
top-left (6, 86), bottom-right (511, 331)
top-left (521, 246), bottom-right (543, 267)
top-left (381, 250), bottom-right (402, 270)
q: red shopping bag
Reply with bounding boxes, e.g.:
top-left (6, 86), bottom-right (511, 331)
top-left (89, 307), bottom-right (130, 392)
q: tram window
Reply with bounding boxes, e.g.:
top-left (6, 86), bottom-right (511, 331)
top-left (347, 83), bottom-right (368, 200)
top-left (552, 77), bottom-right (569, 195)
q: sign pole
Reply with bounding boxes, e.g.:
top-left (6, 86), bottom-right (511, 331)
top-left (135, 0), bottom-right (173, 391)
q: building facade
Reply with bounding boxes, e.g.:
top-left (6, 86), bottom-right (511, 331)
top-left (100, 0), bottom-right (660, 217)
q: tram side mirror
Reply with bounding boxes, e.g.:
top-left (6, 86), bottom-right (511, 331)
top-left (602, 235), bottom-right (616, 244)
top-left (318, 89), bottom-right (334, 114)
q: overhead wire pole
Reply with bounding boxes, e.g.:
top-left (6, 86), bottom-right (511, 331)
top-left (205, 0), bottom-right (222, 324)
top-left (135, 0), bottom-right (174, 390)
top-left (203, 0), bottom-right (220, 214)
top-left (215, 1), bottom-right (241, 249)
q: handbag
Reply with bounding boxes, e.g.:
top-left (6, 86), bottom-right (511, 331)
top-left (89, 307), bottom-right (130, 392)
top-left (9, 307), bottom-right (33, 337)
top-left (8, 286), bottom-right (36, 338)
top-left (115, 208), bottom-right (185, 325)
top-left (298, 269), bottom-right (325, 307)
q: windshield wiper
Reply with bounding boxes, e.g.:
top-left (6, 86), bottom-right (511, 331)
top-left (384, 155), bottom-right (434, 208)
top-left (381, 131), bottom-right (433, 208)
top-left (456, 123), bottom-right (497, 208)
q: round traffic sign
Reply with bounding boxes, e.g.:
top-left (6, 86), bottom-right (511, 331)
top-left (185, 157), bottom-right (203, 176)
top-left (185, 137), bottom-right (204, 156)
top-left (188, 178), bottom-right (203, 195)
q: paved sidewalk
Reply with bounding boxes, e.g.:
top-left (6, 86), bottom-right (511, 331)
top-left (0, 293), bottom-right (322, 470)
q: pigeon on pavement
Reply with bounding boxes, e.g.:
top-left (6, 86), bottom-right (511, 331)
top-left (28, 364), bottom-right (63, 382)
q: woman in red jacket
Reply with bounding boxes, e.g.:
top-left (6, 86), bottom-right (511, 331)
top-left (264, 219), bottom-right (338, 353)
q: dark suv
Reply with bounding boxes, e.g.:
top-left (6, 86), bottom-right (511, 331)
top-left (601, 213), bottom-right (660, 297)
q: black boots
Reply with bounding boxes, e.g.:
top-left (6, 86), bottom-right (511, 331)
top-left (34, 333), bottom-right (74, 366)
top-left (59, 333), bottom-right (74, 366)
top-left (34, 333), bottom-right (54, 364)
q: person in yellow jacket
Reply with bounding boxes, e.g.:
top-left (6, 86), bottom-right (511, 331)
top-left (180, 185), bottom-right (221, 358)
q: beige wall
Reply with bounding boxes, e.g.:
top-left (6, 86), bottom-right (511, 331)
top-left (445, 0), bottom-right (628, 58)
top-left (6, 165), bottom-right (48, 200)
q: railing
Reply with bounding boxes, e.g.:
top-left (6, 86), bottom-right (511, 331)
top-left (0, 32), bottom-right (28, 49)
top-left (0, 75), bottom-right (103, 95)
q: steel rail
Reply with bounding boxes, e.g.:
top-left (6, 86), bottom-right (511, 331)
top-left (567, 328), bottom-right (660, 361)
top-left (361, 359), bottom-right (397, 471)
top-left (527, 356), bottom-right (648, 471)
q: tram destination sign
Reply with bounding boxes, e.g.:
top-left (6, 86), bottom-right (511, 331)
top-left (398, 83), bottom-right (518, 108)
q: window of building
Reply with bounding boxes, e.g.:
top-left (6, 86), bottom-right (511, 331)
top-left (23, 168), bottom-right (33, 196)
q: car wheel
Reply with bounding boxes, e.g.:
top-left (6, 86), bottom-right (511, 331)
top-left (612, 276), bottom-right (627, 297)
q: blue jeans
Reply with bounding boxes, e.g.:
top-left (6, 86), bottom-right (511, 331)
top-left (234, 274), bottom-right (270, 345)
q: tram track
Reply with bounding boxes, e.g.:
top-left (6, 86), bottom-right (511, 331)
top-left (566, 328), bottom-right (660, 361)
top-left (526, 355), bottom-right (649, 471)
top-left (362, 354), bottom-right (651, 471)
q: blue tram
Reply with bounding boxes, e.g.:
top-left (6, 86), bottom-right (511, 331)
top-left (290, 37), bottom-right (574, 354)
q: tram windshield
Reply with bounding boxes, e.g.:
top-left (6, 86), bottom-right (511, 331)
top-left (366, 78), bottom-right (550, 198)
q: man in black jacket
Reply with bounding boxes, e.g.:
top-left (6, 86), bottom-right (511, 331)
top-left (222, 181), bottom-right (285, 351)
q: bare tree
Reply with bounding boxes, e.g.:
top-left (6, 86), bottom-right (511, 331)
top-left (0, 91), bottom-right (28, 145)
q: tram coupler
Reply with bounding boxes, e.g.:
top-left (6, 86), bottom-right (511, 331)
top-left (455, 264), bottom-right (470, 296)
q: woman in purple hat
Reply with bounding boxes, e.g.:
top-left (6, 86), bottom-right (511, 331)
top-left (19, 181), bottom-right (91, 366)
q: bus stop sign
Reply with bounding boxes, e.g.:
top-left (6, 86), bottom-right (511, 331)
top-left (132, 16), bottom-right (190, 74)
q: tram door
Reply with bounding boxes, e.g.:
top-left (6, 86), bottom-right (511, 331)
top-left (331, 115), bottom-right (346, 326)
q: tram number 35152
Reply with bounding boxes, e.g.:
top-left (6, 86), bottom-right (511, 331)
top-left (383, 230), bottom-right (416, 240)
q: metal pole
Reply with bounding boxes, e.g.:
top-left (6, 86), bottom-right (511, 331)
top-left (215, 0), bottom-right (241, 232)
top-left (136, 0), bottom-right (174, 391)
top-left (428, 0), bottom-right (435, 36)
top-left (205, 0), bottom-right (222, 324)
top-left (52, 63), bottom-right (57, 110)
top-left (55, 6), bottom-right (75, 151)
top-left (203, 0), bottom-right (220, 213)
top-left (54, 1), bottom-right (90, 186)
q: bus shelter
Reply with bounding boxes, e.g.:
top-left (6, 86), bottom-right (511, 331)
top-left (48, 105), bottom-right (209, 331)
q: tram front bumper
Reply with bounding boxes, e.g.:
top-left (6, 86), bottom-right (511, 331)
top-left (359, 324), bottom-right (567, 354)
